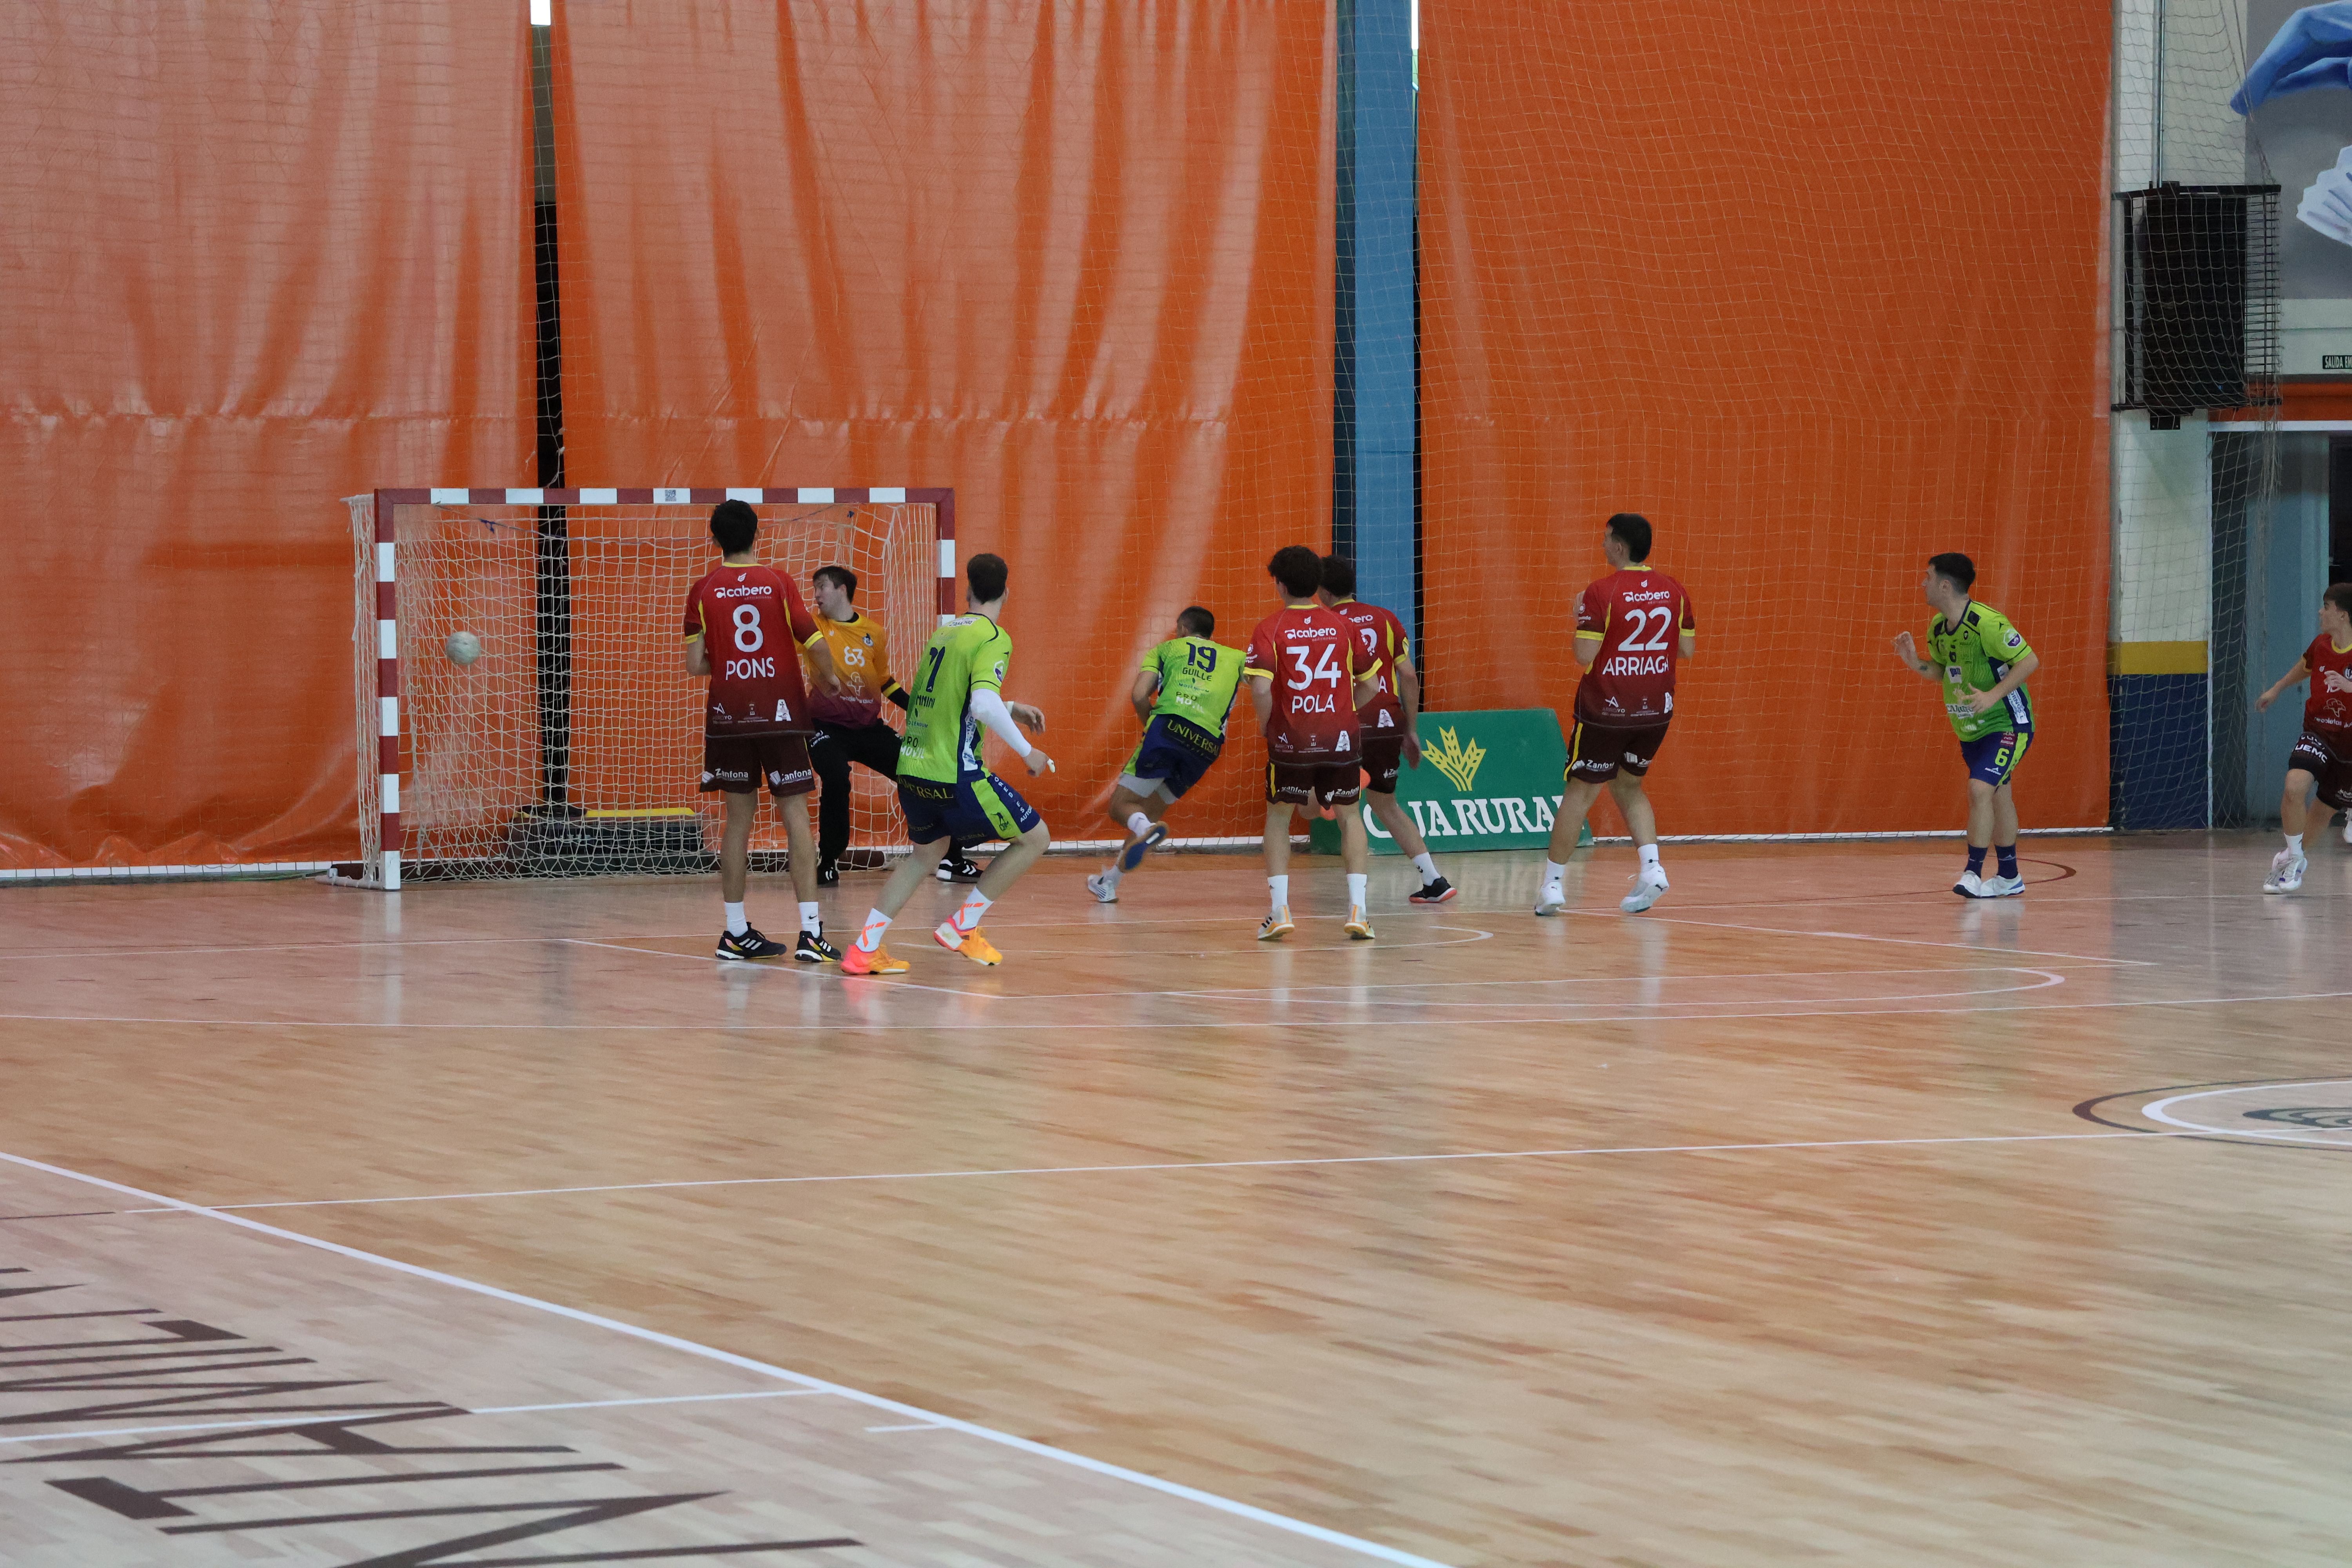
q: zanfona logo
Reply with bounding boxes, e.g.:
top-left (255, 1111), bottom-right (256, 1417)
top-left (1428, 726), bottom-right (1486, 792)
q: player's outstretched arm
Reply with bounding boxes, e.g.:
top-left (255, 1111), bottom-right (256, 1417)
top-left (1129, 668), bottom-right (1159, 726)
top-left (1008, 700), bottom-right (1047, 731)
top-left (2256, 655), bottom-right (2312, 711)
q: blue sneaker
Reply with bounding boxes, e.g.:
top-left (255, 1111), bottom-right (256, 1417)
top-left (1119, 822), bottom-right (1170, 872)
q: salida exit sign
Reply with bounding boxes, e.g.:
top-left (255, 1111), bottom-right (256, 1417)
top-left (2326, 355), bottom-right (2352, 370)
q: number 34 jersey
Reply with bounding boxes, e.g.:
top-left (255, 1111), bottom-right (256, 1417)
top-left (1245, 603), bottom-right (1365, 759)
top-left (682, 563), bottom-right (823, 737)
top-left (1573, 567), bottom-right (1696, 726)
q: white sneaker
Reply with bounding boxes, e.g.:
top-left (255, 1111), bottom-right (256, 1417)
top-left (1534, 883), bottom-right (1568, 916)
top-left (1085, 871), bottom-right (1119, 904)
top-left (1978, 873), bottom-right (2024, 898)
top-left (1620, 865), bottom-right (1669, 914)
top-left (2342, 817), bottom-right (2352, 846)
top-left (2265, 848), bottom-right (2307, 894)
top-left (1953, 870), bottom-right (1987, 898)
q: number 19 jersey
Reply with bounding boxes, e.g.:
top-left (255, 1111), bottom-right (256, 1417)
top-left (682, 563), bottom-right (822, 737)
top-left (1245, 603), bottom-right (1363, 758)
top-left (1573, 566), bottom-right (1695, 726)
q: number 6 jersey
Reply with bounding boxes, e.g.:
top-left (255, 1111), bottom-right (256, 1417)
top-left (1573, 565), bottom-right (1695, 726)
top-left (682, 563), bottom-right (823, 737)
top-left (1245, 602), bottom-right (1365, 759)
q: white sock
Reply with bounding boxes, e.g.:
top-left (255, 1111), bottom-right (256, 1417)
top-left (1410, 851), bottom-right (1438, 883)
top-left (949, 888), bottom-right (992, 934)
top-left (724, 901), bottom-right (748, 936)
top-left (799, 901), bottom-right (821, 936)
top-left (1638, 844), bottom-right (1662, 870)
top-left (1542, 859), bottom-right (1566, 888)
top-left (854, 908), bottom-right (890, 953)
top-left (1268, 875), bottom-right (1289, 913)
top-left (1127, 810), bottom-right (1153, 838)
top-left (1101, 863), bottom-right (1125, 885)
top-left (2286, 833), bottom-right (2305, 854)
top-left (1346, 872), bottom-right (1368, 908)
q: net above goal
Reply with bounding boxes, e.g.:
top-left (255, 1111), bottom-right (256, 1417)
top-left (339, 488), bottom-right (951, 890)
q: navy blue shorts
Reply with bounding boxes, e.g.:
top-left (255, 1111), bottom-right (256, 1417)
top-left (1958, 728), bottom-right (2031, 788)
top-left (1117, 716), bottom-right (1222, 801)
top-left (897, 772), bottom-right (1042, 845)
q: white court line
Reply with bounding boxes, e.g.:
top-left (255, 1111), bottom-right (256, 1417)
top-left (1599, 909), bottom-right (2159, 967)
top-left (105, 1128), bottom-right (2182, 1216)
top-left (2142, 1079), bottom-right (2352, 1144)
top-left (0, 1388), bottom-right (828, 1448)
top-left (14, 987), bottom-right (2352, 1033)
top-left (864, 1421), bottom-right (949, 1433)
top-left (0, 1149), bottom-right (1459, 1568)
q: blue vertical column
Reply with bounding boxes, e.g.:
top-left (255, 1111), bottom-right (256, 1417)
top-left (1334, 0), bottom-right (1418, 635)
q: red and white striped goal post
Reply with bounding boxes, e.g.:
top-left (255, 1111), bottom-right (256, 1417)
top-left (359, 486), bottom-right (956, 892)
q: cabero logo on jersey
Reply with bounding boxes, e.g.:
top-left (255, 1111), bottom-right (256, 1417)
top-left (1622, 588), bottom-right (1673, 604)
top-left (713, 584), bottom-right (771, 599)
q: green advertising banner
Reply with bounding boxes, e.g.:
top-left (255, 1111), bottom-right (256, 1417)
top-left (1308, 709), bottom-right (1592, 855)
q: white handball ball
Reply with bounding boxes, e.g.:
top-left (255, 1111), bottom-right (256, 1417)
top-left (444, 630), bottom-right (483, 666)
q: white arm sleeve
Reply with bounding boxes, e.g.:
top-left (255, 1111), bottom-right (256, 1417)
top-left (968, 688), bottom-right (1034, 759)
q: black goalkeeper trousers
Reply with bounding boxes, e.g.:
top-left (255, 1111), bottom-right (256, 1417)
top-left (808, 720), bottom-right (962, 865)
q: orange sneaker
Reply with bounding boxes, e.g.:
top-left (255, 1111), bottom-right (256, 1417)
top-left (933, 922), bottom-right (1002, 965)
top-left (839, 944), bottom-right (907, 976)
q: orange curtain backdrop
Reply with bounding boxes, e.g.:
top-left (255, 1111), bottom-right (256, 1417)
top-left (552, 2), bottom-right (1333, 836)
top-left (0, 4), bottom-right (532, 871)
top-left (1419, 3), bottom-right (2112, 835)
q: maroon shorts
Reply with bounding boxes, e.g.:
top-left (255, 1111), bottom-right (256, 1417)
top-left (701, 733), bottom-right (816, 797)
top-left (2290, 730), bottom-right (2352, 810)
top-left (1267, 758), bottom-right (1363, 808)
top-left (1359, 735), bottom-right (1406, 795)
top-left (1567, 718), bottom-right (1669, 783)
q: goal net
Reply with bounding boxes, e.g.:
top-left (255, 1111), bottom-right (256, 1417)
top-left (341, 488), bottom-right (946, 889)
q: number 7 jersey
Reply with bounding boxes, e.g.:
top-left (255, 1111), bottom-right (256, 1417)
top-left (1245, 603), bottom-right (1365, 758)
top-left (1573, 566), bottom-right (1695, 725)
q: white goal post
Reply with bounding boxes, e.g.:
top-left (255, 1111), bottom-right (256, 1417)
top-left (339, 486), bottom-right (954, 891)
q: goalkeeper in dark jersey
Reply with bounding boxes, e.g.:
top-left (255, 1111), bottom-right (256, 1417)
top-left (1087, 606), bottom-right (1246, 904)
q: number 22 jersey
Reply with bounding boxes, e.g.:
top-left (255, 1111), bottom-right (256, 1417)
top-left (1245, 603), bottom-right (1364, 758)
top-left (1573, 566), bottom-right (1695, 725)
top-left (682, 563), bottom-right (823, 737)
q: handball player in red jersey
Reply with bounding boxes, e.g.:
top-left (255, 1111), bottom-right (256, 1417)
top-left (1317, 554), bottom-right (1454, 904)
top-left (1245, 546), bottom-right (1379, 942)
top-left (1537, 513), bottom-right (1695, 916)
top-left (2255, 582), bottom-right (2352, 893)
top-left (682, 499), bottom-right (841, 960)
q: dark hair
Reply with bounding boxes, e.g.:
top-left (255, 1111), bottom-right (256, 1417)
top-left (710, 499), bottom-right (759, 555)
top-left (1605, 512), bottom-right (1652, 563)
top-left (966, 552), bottom-right (1009, 604)
top-left (812, 564), bottom-right (858, 600)
top-left (2327, 583), bottom-right (2352, 617)
top-left (1269, 544), bottom-right (1324, 599)
top-left (1319, 554), bottom-right (1357, 597)
top-left (1178, 605), bottom-right (1215, 638)
top-left (1928, 552), bottom-right (1977, 593)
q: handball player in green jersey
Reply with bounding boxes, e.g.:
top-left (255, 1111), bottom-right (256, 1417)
top-left (1891, 552), bottom-right (2041, 898)
top-left (1087, 606), bottom-right (1246, 904)
top-left (840, 553), bottom-right (1054, 975)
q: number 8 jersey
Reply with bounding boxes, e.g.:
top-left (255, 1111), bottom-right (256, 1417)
top-left (682, 563), bottom-right (823, 736)
top-left (1573, 565), bottom-right (1695, 726)
top-left (1245, 602), bottom-right (1365, 759)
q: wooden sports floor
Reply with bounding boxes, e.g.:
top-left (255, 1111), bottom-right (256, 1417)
top-left (3, 833), bottom-right (2349, 1567)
